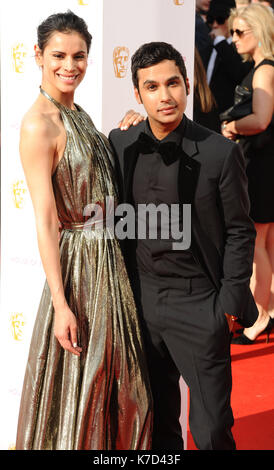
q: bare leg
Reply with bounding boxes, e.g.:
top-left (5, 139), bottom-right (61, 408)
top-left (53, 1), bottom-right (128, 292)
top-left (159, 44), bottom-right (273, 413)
top-left (244, 223), bottom-right (271, 341)
top-left (266, 223), bottom-right (274, 320)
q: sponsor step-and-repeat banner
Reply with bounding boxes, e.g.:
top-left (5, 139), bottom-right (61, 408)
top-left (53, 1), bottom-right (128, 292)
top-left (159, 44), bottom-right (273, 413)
top-left (0, 0), bottom-right (195, 450)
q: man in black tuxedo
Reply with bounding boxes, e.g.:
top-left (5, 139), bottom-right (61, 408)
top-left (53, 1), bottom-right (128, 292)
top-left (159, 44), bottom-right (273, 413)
top-left (195, 0), bottom-right (212, 66)
top-left (205, 0), bottom-right (252, 113)
top-left (109, 42), bottom-right (258, 450)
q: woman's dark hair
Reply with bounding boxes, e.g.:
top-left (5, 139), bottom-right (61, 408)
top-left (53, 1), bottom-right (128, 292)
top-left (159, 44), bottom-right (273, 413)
top-left (194, 48), bottom-right (216, 113)
top-left (37, 10), bottom-right (92, 53)
top-left (131, 42), bottom-right (188, 91)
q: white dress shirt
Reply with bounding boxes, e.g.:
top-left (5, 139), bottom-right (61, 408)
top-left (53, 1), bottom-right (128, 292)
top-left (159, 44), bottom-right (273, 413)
top-left (207, 36), bottom-right (233, 84)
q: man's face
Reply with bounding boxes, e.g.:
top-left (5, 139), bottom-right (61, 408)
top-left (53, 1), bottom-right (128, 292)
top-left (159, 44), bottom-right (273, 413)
top-left (134, 59), bottom-right (189, 137)
top-left (210, 18), bottom-right (229, 37)
top-left (196, 0), bottom-right (211, 13)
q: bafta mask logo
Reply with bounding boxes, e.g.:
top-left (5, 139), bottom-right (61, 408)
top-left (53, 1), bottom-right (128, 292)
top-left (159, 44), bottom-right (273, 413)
top-left (12, 43), bottom-right (28, 73)
top-left (78, 0), bottom-right (88, 4)
top-left (12, 180), bottom-right (27, 209)
top-left (10, 313), bottom-right (26, 341)
top-left (113, 47), bottom-right (130, 78)
top-left (174, 0), bottom-right (184, 4)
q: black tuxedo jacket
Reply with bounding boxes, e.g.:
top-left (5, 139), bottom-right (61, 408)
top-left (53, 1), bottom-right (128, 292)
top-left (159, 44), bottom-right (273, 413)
top-left (195, 12), bottom-right (212, 67)
top-left (109, 116), bottom-right (258, 327)
top-left (206, 40), bottom-right (253, 113)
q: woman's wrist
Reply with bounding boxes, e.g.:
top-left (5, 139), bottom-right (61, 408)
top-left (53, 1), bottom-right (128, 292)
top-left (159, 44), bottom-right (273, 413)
top-left (52, 288), bottom-right (67, 312)
top-left (228, 121), bottom-right (237, 134)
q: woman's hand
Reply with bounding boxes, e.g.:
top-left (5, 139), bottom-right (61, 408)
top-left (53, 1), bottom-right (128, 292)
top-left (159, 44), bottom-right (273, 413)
top-left (54, 305), bottom-right (82, 356)
top-left (221, 121), bottom-right (237, 140)
top-left (223, 65), bottom-right (274, 137)
top-left (118, 109), bottom-right (145, 130)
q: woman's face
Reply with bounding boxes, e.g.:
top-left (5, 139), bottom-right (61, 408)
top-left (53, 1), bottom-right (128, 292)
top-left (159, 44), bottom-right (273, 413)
top-left (36, 30), bottom-right (88, 95)
top-left (232, 17), bottom-right (259, 56)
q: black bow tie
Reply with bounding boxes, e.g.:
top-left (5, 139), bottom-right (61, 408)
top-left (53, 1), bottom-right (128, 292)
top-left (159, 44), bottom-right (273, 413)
top-left (138, 132), bottom-right (180, 166)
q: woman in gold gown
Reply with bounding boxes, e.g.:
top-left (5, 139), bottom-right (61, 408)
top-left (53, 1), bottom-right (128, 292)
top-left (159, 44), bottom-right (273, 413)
top-left (16, 11), bottom-right (152, 450)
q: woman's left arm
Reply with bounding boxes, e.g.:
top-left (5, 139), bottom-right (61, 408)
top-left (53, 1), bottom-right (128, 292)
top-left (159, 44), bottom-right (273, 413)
top-left (222, 65), bottom-right (274, 138)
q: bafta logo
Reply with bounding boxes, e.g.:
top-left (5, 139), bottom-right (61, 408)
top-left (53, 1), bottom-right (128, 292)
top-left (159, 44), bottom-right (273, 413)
top-left (12, 43), bottom-right (27, 73)
top-left (12, 180), bottom-right (27, 209)
top-left (113, 47), bottom-right (130, 78)
top-left (10, 313), bottom-right (26, 341)
top-left (78, 0), bottom-right (88, 4)
top-left (174, 0), bottom-right (184, 4)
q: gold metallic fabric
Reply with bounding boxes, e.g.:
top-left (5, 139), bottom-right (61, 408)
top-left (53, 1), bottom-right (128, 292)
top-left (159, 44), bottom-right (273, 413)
top-left (16, 89), bottom-right (153, 450)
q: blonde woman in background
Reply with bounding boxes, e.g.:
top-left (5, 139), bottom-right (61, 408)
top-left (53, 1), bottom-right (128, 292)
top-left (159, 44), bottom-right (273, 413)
top-left (222, 4), bottom-right (274, 344)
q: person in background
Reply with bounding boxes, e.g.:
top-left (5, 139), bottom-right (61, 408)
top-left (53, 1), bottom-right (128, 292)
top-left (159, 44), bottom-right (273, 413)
top-left (195, 0), bottom-right (212, 66)
top-left (252, 0), bottom-right (274, 11)
top-left (15, 10), bottom-right (152, 450)
top-left (222, 4), bottom-right (274, 345)
top-left (193, 47), bottom-right (220, 132)
top-left (236, 0), bottom-right (251, 6)
top-left (206, 0), bottom-right (253, 113)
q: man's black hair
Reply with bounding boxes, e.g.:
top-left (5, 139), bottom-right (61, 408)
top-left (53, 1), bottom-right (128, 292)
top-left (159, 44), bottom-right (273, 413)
top-left (131, 42), bottom-right (188, 91)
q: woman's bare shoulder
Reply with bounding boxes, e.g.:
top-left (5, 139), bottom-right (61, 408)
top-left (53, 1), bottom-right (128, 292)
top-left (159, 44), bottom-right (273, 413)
top-left (21, 106), bottom-right (50, 136)
top-left (19, 100), bottom-right (59, 165)
top-left (21, 97), bottom-right (60, 140)
top-left (253, 62), bottom-right (274, 83)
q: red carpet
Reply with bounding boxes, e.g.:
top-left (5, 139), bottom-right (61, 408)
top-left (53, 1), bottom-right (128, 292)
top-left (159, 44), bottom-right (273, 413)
top-left (187, 325), bottom-right (274, 450)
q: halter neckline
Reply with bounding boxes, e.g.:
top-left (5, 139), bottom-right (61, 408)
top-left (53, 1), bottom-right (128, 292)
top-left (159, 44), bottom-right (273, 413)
top-left (40, 87), bottom-right (79, 113)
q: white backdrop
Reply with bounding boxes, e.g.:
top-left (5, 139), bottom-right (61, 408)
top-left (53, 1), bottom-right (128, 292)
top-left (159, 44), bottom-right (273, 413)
top-left (102, 0), bottom-right (194, 134)
top-left (0, 0), bottom-right (195, 450)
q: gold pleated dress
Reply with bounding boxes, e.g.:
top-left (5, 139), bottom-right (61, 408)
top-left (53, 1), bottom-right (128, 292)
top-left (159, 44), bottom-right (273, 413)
top-left (16, 89), bottom-right (153, 450)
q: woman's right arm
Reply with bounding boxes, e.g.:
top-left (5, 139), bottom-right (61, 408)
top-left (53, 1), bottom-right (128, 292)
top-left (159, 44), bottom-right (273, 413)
top-left (20, 116), bottom-right (82, 356)
top-left (222, 65), bottom-right (274, 139)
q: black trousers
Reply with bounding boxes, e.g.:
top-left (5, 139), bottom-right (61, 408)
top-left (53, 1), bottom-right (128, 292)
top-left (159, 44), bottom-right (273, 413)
top-left (133, 273), bottom-right (236, 451)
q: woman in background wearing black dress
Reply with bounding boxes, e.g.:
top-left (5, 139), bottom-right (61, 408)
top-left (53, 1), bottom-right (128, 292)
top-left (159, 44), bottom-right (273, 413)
top-left (222, 3), bottom-right (274, 344)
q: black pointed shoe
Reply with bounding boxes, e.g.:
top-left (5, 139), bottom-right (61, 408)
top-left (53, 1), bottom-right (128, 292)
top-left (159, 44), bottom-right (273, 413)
top-left (231, 333), bottom-right (254, 345)
top-left (232, 318), bottom-right (273, 345)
